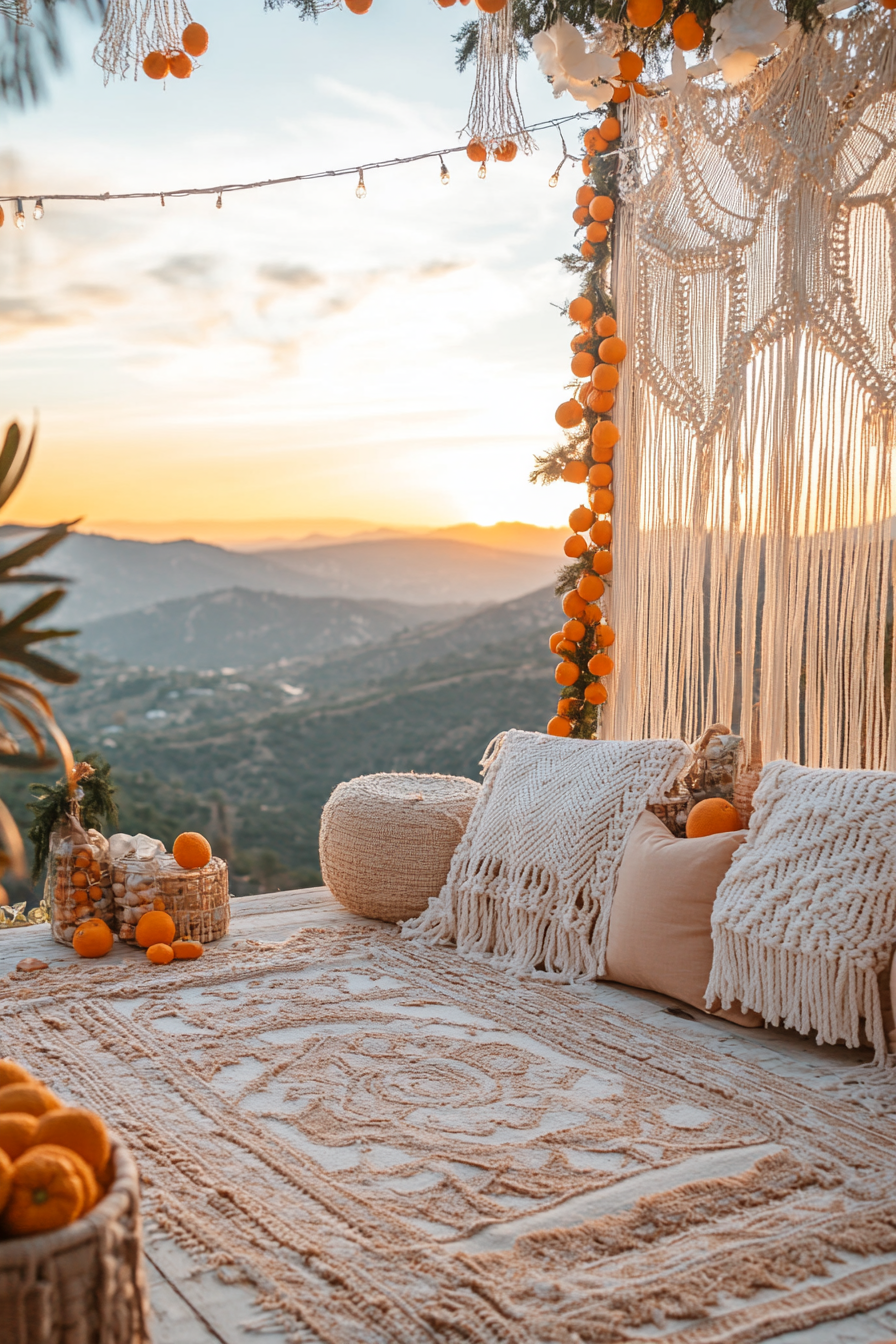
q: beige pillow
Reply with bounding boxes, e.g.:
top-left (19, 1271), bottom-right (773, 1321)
top-left (606, 811), bottom-right (761, 1026)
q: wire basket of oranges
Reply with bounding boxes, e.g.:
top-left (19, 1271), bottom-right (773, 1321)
top-left (0, 1059), bottom-right (150, 1343)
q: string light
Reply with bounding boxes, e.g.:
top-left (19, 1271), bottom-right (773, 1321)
top-left (14, 199), bottom-right (24, 229)
top-left (32, 198), bottom-right (44, 220)
top-left (216, 193), bottom-right (222, 209)
top-left (355, 169), bottom-right (366, 199)
top-left (478, 162), bottom-right (486, 180)
top-left (439, 156), bottom-right (450, 186)
top-left (160, 194), bottom-right (165, 207)
top-left (549, 163), bottom-right (563, 187)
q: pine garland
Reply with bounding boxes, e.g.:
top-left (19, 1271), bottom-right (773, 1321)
top-left (27, 753), bottom-right (118, 881)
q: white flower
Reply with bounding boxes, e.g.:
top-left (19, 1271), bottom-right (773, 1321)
top-left (532, 20), bottom-right (618, 110)
top-left (711, 0), bottom-right (789, 83)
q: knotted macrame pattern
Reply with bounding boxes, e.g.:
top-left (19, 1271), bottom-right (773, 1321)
top-left (605, 12), bottom-right (896, 771)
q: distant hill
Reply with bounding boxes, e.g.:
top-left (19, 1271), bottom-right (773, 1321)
top-left (431, 522), bottom-right (568, 557)
top-left (0, 528), bottom-right (558, 623)
top-left (74, 588), bottom-right (472, 670)
top-left (2, 586), bottom-right (560, 887)
top-left (256, 538), bottom-right (558, 606)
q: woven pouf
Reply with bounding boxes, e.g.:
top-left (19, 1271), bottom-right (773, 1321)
top-left (320, 772), bottom-right (480, 922)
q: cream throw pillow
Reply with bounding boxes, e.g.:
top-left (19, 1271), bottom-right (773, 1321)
top-left (606, 811), bottom-right (761, 1026)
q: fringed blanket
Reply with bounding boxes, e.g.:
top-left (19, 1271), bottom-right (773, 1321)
top-left (403, 729), bottom-right (691, 978)
top-left (707, 760), bottom-right (896, 1062)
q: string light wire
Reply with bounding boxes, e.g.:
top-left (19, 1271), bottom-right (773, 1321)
top-left (0, 110), bottom-right (602, 210)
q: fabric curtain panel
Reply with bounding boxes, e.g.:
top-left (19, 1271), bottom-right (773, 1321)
top-left (606, 12), bottom-right (896, 770)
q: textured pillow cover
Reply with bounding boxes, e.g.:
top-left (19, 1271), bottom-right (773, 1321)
top-left (403, 729), bottom-right (691, 980)
top-left (605, 811), bottom-right (761, 1026)
top-left (707, 759), bottom-right (896, 1060)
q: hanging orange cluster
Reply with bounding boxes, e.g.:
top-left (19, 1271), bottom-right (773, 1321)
top-left (626, 0), bottom-right (706, 47)
top-left (142, 22), bottom-right (208, 81)
top-left (546, 117), bottom-right (627, 739)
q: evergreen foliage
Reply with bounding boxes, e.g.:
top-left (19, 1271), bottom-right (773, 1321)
top-left (27, 752), bottom-right (118, 881)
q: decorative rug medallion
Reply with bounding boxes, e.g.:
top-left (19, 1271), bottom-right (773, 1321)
top-left (2, 927), bottom-right (894, 1343)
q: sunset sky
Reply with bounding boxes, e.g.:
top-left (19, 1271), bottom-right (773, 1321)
top-left (0, 0), bottom-right (589, 536)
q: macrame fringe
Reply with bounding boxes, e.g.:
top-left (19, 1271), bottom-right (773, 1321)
top-left (94, 0), bottom-right (194, 82)
top-left (603, 10), bottom-right (896, 772)
top-left (462, 7), bottom-right (534, 156)
top-left (707, 926), bottom-right (890, 1063)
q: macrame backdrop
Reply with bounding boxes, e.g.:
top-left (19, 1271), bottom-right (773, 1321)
top-left (463, 7), bottom-right (535, 155)
top-left (604, 11), bottom-right (896, 772)
top-left (94, 0), bottom-right (193, 81)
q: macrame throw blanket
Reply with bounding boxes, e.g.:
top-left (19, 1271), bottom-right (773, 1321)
top-left (404, 729), bottom-right (690, 977)
top-left (707, 761), bottom-right (896, 1062)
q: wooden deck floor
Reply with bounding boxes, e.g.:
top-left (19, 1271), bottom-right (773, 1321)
top-left (2, 888), bottom-right (894, 1344)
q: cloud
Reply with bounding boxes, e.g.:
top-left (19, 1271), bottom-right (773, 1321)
top-left (415, 261), bottom-right (466, 280)
top-left (257, 264), bottom-right (322, 290)
top-left (147, 255), bottom-right (218, 288)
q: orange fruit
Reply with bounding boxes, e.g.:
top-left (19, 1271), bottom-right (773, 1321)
top-left (590, 391), bottom-right (615, 414)
top-left (577, 572), bottom-right (605, 602)
top-left (346, 0), bottom-right (374, 10)
top-left (581, 241), bottom-right (596, 260)
top-left (555, 661), bottom-right (580, 687)
top-left (34, 1107), bottom-right (110, 1172)
top-left (588, 653), bottom-right (615, 676)
top-left (167, 50), bottom-right (192, 79)
top-left (576, 382), bottom-right (592, 406)
top-left (627, 0), bottom-right (663, 26)
top-left (569, 505), bottom-right (595, 533)
top-left (600, 116), bottom-right (622, 142)
top-left (583, 128), bottom-right (608, 154)
top-left (598, 336), bottom-right (627, 363)
top-left (562, 590), bottom-right (587, 618)
top-left (592, 364), bottom-right (620, 391)
top-left (549, 632), bottom-right (566, 653)
top-left (592, 421), bottom-right (620, 449)
top-left (586, 222), bottom-right (608, 243)
top-left (0, 1083), bottom-right (60, 1117)
top-left (561, 459), bottom-right (588, 483)
top-left (556, 400), bottom-right (584, 429)
top-left (617, 50), bottom-right (644, 80)
top-left (591, 550), bottom-right (613, 574)
top-left (564, 534), bottom-right (588, 559)
top-left (557, 698), bottom-right (577, 715)
top-left (581, 157), bottom-right (593, 175)
top-left (135, 910), bottom-right (176, 948)
top-left (0, 1112), bottom-right (38, 1160)
top-left (147, 943), bottom-right (175, 965)
top-left (2, 1144), bottom-right (97, 1236)
top-left (595, 314), bottom-right (617, 337)
top-left (590, 519), bottom-right (613, 546)
top-left (572, 206), bottom-right (589, 226)
top-left (582, 602), bottom-right (603, 624)
top-left (172, 832), bottom-right (212, 870)
top-left (588, 195), bottom-right (615, 222)
top-left (142, 50), bottom-right (169, 79)
top-left (172, 940), bottom-right (203, 960)
top-left (74, 853), bottom-right (90, 869)
top-left (595, 625), bottom-right (616, 647)
top-left (571, 351), bottom-right (595, 378)
top-left (556, 639), bottom-right (577, 655)
top-left (568, 296), bottom-right (593, 324)
top-left (547, 716), bottom-right (572, 737)
top-left (611, 84), bottom-right (631, 103)
top-left (584, 683), bottom-right (609, 704)
top-left (563, 618), bottom-right (586, 642)
top-left (0, 1147), bottom-right (11, 1212)
top-left (672, 12), bottom-right (704, 48)
top-left (576, 185), bottom-right (596, 206)
top-left (72, 918), bottom-right (114, 959)
top-left (686, 798), bottom-right (742, 838)
top-left (571, 329), bottom-right (592, 348)
top-left (592, 444), bottom-right (614, 464)
top-left (182, 22), bottom-right (209, 55)
top-left (0, 1061), bottom-right (33, 1090)
top-left (592, 488), bottom-right (615, 514)
top-left (466, 139), bottom-right (487, 163)
top-left (494, 140), bottom-right (517, 162)
top-left (476, 0), bottom-right (507, 10)
top-left (590, 463), bottom-right (613, 487)
top-left (72, 871), bottom-right (88, 888)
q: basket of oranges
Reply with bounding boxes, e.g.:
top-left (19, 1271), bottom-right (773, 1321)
top-left (111, 831), bottom-right (230, 946)
top-left (0, 1059), bottom-right (150, 1343)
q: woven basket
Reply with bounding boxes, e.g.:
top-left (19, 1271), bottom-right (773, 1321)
top-left (113, 854), bottom-right (230, 944)
top-left (0, 1134), bottom-right (150, 1344)
top-left (320, 772), bottom-right (480, 922)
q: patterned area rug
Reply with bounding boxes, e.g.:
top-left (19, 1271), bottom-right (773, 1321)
top-left (2, 927), bottom-right (895, 1344)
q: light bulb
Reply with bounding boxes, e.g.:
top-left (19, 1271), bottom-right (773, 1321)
top-left (160, 194), bottom-right (166, 207)
top-left (355, 170), bottom-right (366, 199)
top-left (477, 163), bottom-right (486, 180)
top-left (216, 194), bottom-right (222, 209)
top-left (14, 198), bottom-right (25, 229)
top-left (32, 198), bottom-right (44, 220)
top-left (439, 157), bottom-right (450, 186)
top-left (548, 171), bottom-right (560, 188)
